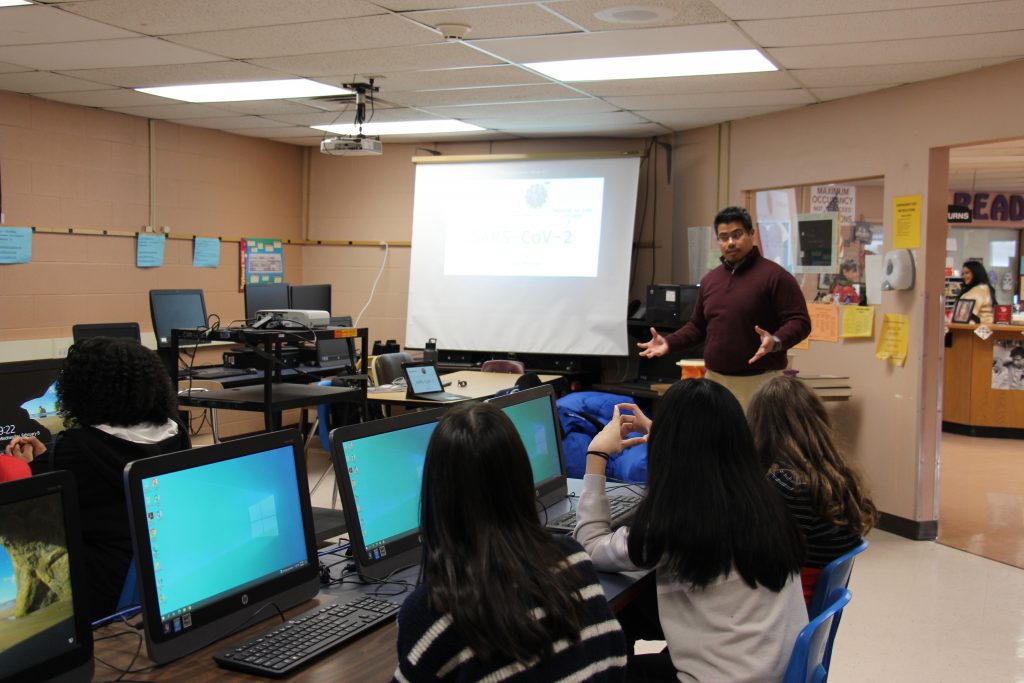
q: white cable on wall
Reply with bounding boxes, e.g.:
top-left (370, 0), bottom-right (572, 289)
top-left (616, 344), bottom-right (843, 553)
top-left (354, 242), bottom-right (389, 327)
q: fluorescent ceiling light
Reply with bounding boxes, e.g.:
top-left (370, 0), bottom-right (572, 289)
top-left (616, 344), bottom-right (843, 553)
top-left (313, 120), bottom-right (484, 136)
top-left (525, 49), bottom-right (776, 82)
top-left (136, 79), bottom-right (351, 103)
top-left (0, 1), bottom-right (33, 6)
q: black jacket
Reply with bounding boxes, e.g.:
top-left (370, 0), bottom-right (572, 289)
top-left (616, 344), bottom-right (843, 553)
top-left (31, 422), bottom-right (190, 620)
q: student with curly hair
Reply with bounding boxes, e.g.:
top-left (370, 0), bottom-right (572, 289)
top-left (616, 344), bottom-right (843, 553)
top-left (26, 337), bottom-right (190, 619)
top-left (576, 379), bottom-right (807, 682)
top-left (393, 402), bottom-right (627, 681)
top-left (747, 375), bottom-right (877, 604)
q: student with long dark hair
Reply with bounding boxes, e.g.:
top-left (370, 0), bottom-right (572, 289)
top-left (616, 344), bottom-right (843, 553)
top-left (393, 402), bottom-right (627, 681)
top-left (26, 337), bottom-right (190, 619)
top-left (747, 375), bottom-right (877, 603)
top-left (576, 379), bottom-right (807, 682)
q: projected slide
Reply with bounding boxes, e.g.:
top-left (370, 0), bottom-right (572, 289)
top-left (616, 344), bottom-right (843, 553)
top-left (443, 178), bottom-right (603, 278)
top-left (408, 156), bottom-right (640, 356)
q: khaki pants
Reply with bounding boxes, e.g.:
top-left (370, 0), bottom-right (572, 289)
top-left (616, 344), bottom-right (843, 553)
top-left (703, 369), bottom-right (779, 413)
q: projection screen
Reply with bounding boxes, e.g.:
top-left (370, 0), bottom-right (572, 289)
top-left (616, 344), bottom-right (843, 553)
top-left (406, 155), bottom-right (641, 356)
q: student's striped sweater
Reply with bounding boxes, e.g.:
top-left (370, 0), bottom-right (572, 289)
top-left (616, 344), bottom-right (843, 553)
top-left (391, 537), bottom-right (627, 682)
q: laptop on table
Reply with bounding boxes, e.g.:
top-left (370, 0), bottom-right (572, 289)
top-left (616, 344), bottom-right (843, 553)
top-left (401, 361), bottom-right (468, 402)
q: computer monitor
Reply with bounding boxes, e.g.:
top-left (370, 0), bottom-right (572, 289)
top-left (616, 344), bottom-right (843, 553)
top-left (123, 429), bottom-right (319, 664)
top-left (0, 358), bottom-right (65, 453)
top-left (71, 322), bottom-right (141, 344)
top-left (289, 284), bottom-right (331, 313)
top-left (0, 471), bottom-right (94, 683)
top-left (149, 289), bottom-right (209, 349)
top-left (486, 385), bottom-right (567, 509)
top-left (329, 408), bottom-right (445, 580)
top-left (244, 283), bottom-right (290, 321)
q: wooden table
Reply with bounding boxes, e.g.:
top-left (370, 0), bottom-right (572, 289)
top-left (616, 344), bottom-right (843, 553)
top-left (92, 563), bottom-right (651, 682)
top-left (367, 370), bottom-right (561, 407)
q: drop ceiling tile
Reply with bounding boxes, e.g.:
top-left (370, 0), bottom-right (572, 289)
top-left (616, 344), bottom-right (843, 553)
top-left (809, 84), bottom-right (897, 101)
top-left (578, 70), bottom-right (802, 96)
top-left (508, 123), bottom-right (666, 138)
top-left (386, 83), bottom-right (584, 107)
top-left (404, 5), bottom-right (580, 41)
top-left (551, 0), bottom-right (727, 32)
top-left (708, 0), bottom-right (976, 21)
top-left (250, 43), bottom-right (500, 78)
top-left (287, 96), bottom-right (400, 113)
top-left (267, 105), bottom-right (432, 127)
top-left (227, 126), bottom-right (325, 138)
top-left (0, 71), bottom-right (111, 93)
top-left (166, 15), bottom-right (440, 60)
top-left (769, 31), bottom-right (1024, 69)
top-left (740, 1), bottom-right (1024, 47)
top-left (0, 4), bottom-right (138, 45)
top-left (473, 110), bottom-right (650, 131)
top-left (36, 88), bottom-right (179, 108)
top-left (0, 61), bottom-right (30, 74)
top-left (370, 0), bottom-right (534, 10)
top-left (214, 100), bottom-right (328, 115)
top-left (422, 97), bottom-right (616, 119)
top-left (0, 38), bottom-right (219, 71)
top-left (108, 102), bottom-right (241, 119)
top-left (638, 104), bottom-right (801, 129)
top-left (789, 58), bottom-right (1009, 88)
top-left (55, 61), bottom-right (290, 89)
top-left (473, 22), bottom-right (752, 63)
top-left (365, 65), bottom-right (547, 92)
top-left (605, 88), bottom-right (814, 110)
top-left (62, 0), bottom-right (386, 35)
top-left (168, 115), bottom-right (289, 129)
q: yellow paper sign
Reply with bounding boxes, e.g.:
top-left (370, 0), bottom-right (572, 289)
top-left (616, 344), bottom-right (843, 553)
top-left (841, 306), bottom-right (875, 338)
top-left (807, 303), bottom-right (839, 342)
top-left (893, 195), bottom-right (921, 249)
top-left (875, 313), bottom-right (909, 366)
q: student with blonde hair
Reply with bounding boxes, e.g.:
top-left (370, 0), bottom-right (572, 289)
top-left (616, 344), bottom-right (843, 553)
top-left (747, 375), bottom-right (878, 604)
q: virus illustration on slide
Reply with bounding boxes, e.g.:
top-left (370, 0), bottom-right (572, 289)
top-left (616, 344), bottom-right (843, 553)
top-left (525, 183), bottom-right (548, 209)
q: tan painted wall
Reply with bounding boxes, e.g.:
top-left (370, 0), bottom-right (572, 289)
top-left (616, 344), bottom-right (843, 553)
top-left (670, 59), bottom-right (1024, 523)
top-left (0, 90), bottom-right (305, 356)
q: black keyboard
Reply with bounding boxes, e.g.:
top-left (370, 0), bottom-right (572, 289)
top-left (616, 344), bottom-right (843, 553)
top-left (213, 596), bottom-right (400, 678)
top-left (546, 495), bottom-right (640, 533)
top-left (187, 366), bottom-right (255, 380)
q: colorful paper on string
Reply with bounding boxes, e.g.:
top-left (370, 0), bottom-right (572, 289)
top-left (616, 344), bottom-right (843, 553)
top-left (192, 237), bottom-right (220, 268)
top-left (841, 306), bottom-right (875, 338)
top-left (807, 303), bottom-right (839, 342)
top-left (875, 314), bottom-right (909, 366)
top-left (0, 227), bottom-right (32, 264)
top-left (136, 233), bottom-right (166, 267)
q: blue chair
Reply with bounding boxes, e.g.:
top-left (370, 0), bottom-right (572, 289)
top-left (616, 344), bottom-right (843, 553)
top-left (807, 539), bottom-right (868, 669)
top-left (808, 540), bottom-right (868, 619)
top-left (783, 588), bottom-right (852, 683)
top-left (115, 558), bottom-right (139, 612)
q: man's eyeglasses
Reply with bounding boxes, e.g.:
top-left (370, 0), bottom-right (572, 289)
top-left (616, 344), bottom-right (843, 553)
top-left (716, 228), bottom-right (748, 243)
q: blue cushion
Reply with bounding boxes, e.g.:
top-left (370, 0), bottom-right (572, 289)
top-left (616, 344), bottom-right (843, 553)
top-left (556, 392), bottom-right (648, 483)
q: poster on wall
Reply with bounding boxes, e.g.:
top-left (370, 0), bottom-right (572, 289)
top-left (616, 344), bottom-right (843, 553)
top-left (810, 185), bottom-right (856, 225)
top-left (239, 237), bottom-right (284, 292)
top-left (0, 227), bottom-right (32, 264)
top-left (992, 340), bottom-right (1024, 390)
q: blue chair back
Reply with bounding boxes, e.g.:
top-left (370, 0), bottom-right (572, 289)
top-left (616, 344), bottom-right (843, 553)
top-left (317, 380), bottom-right (333, 451)
top-left (807, 539), bottom-right (867, 669)
top-left (783, 588), bottom-right (852, 683)
top-left (808, 540), bottom-right (868, 619)
top-left (116, 557), bottom-right (139, 612)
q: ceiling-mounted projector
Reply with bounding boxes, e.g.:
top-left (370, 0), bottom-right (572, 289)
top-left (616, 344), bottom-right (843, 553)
top-left (320, 135), bottom-right (382, 156)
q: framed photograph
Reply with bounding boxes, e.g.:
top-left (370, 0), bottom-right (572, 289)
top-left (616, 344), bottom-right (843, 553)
top-left (952, 299), bottom-right (975, 324)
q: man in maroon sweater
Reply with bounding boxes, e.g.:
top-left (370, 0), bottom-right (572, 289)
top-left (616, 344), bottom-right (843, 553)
top-left (639, 206), bottom-right (810, 409)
